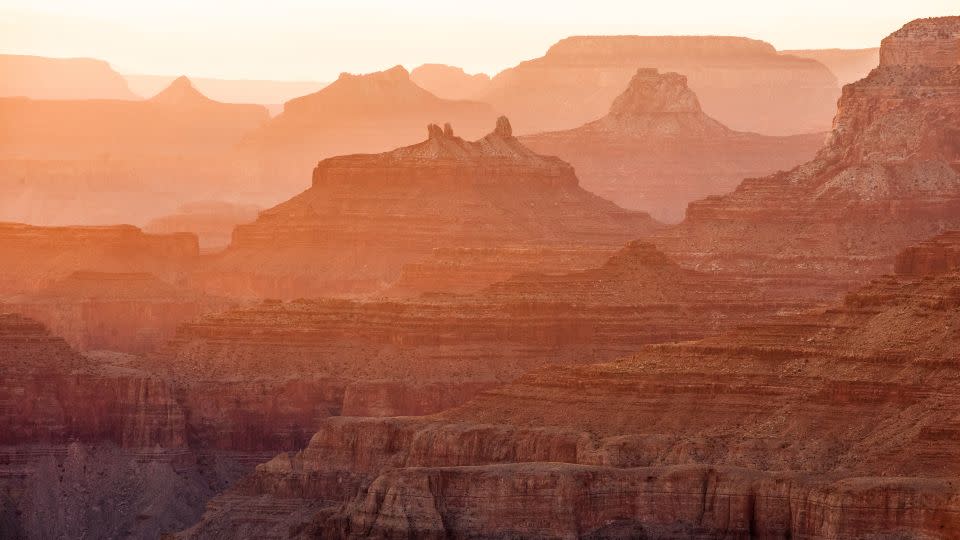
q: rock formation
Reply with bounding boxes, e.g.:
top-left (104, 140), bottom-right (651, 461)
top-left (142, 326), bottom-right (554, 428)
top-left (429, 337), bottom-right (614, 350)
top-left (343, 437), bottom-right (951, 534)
top-left (196, 116), bottom-right (658, 298)
top-left (522, 68), bottom-right (825, 221)
top-left (178, 230), bottom-right (960, 538)
top-left (482, 35), bottom-right (839, 135)
top-left (145, 201), bottom-right (261, 250)
top-left (0, 222), bottom-right (198, 296)
top-left (123, 73), bottom-right (327, 107)
top-left (4, 271), bottom-right (230, 353)
top-left (240, 65), bottom-right (498, 194)
top-left (655, 17), bottom-right (960, 281)
top-left (410, 63), bottom-right (491, 100)
top-left (782, 48), bottom-right (881, 85)
top-left (0, 54), bottom-right (137, 100)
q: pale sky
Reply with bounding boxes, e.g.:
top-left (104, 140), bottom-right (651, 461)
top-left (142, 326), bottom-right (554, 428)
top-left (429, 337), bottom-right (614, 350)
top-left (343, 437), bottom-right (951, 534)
top-left (1, 0), bottom-right (956, 81)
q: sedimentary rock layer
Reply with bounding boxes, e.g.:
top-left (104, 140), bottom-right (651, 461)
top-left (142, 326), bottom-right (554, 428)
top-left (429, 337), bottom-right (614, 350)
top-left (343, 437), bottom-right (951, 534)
top-left (522, 68), bottom-right (824, 221)
top-left (180, 229), bottom-right (960, 538)
top-left (198, 116), bottom-right (657, 298)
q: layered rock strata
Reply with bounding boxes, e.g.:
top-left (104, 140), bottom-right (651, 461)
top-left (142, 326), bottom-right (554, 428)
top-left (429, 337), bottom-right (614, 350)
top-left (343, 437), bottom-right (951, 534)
top-left (654, 17), bottom-right (960, 281)
top-left (180, 230), bottom-right (960, 538)
top-left (197, 116), bottom-right (658, 298)
top-left (522, 68), bottom-right (824, 221)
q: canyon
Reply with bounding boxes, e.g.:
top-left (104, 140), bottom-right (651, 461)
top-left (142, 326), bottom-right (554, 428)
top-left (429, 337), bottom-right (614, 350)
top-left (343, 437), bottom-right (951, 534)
top-left (482, 35), bottom-right (840, 135)
top-left (179, 228), bottom-right (960, 538)
top-left (0, 54), bottom-right (137, 100)
top-left (521, 68), bottom-right (824, 221)
top-left (653, 16), bottom-right (960, 283)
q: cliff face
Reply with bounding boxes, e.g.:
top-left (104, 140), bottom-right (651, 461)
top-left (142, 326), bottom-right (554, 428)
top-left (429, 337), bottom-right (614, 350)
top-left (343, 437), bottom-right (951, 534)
top-left (144, 201), bottom-right (260, 250)
top-left (522, 68), bottom-right (824, 221)
top-left (197, 117), bottom-right (658, 298)
top-left (0, 223), bottom-right (198, 296)
top-left (4, 271), bottom-right (229, 353)
top-left (657, 17), bottom-right (960, 278)
top-left (179, 230), bottom-right (960, 538)
top-left (483, 35), bottom-right (839, 135)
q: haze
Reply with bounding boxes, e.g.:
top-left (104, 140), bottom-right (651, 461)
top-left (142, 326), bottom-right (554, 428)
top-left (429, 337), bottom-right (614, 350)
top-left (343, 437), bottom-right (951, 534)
top-left (1, 0), bottom-right (956, 80)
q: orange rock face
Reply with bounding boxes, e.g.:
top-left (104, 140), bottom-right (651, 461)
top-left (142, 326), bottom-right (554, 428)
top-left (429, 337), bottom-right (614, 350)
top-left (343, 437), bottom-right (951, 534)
top-left (4, 271), bottom-right (229, 353)
top-left (483, 36), bottom-right (840, 135)
top-left (0, 54), bottom-right (137, 100)
top-left (180, 230), bottom-right (960, 538)
top-left (144, 201), bottom-right (260, 251)
top-left (522, 68), bottom-right (825, 221)
top-left (196, 117), bottom-right (658, 298)
top-left (655, 17), bottom-right (960, 280)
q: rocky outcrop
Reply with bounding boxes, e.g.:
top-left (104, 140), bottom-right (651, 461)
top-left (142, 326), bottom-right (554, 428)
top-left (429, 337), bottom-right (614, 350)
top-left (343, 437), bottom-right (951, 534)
top-left (4, 271), bottom-right (230, 353)
top-left (197, 117), bottom-right (658, 298)
top-left (879, 16), bottom-right (960, 68)
top-left (0, 54), bottom-right (137, 100)
top-left (180, 230), bottom-right (960, 538)
top-left (483, 35), bottom-right (839, 135)
top-left (522, 69), bottom-right (824, 221)
top-left (0, 223), bottom-right (198, 295)
top-left (782, 48), bottom-right (881, 85)
top-left (410, 64), bottom-right (491, 100)
top-left (654, 17), bottom-right (960, 280)
top-left (240, 65), bottom-right (498, 193)
top-left (123, 73), bottom-right (327, 106)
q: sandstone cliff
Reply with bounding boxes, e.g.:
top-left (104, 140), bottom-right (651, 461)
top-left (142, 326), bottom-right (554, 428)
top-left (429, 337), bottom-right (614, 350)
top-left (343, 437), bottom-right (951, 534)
top-left (655, 17), bottom-right (960, 281)
top-left (483, 35), bottom-right (839, 135)
top-left (179, 229), bottom-right (960, 538)
top-left (197, 117), bottom-right (658, 298)
top-left (522, 68), bottom-right (824, 221)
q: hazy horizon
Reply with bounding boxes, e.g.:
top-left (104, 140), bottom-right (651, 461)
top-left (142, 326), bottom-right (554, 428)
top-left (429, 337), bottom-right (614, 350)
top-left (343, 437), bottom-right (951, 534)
top-left (1, 0), bottom-right (956, 82)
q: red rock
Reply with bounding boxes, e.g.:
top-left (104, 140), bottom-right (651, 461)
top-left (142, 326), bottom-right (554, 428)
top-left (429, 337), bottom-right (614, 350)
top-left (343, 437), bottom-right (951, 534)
top-left (181, 229), bottom-right (960, 538)
top-left (521, 68), bottom-right (824, 221)
top-left (0, 222), bottom-right (198, 295)
top-left (655, 17), bottom-right (960, 280)
top-left (483, 35), bottom-right (839, 135)
top-left (3, 271), bottom-right (229, 353)
top-left (196, 116), bottom-right (658, 298)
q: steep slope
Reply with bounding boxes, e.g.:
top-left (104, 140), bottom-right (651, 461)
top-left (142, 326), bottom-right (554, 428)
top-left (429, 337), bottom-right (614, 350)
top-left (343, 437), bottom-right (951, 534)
top-left (241, 65), bottom-right (498, 192)
top-left (410, 64), bottom-right (491, 100)
top-left (483, 35), bottom-right (839, 135)
top-left (782, 48), bottom-right (881, 85)
top-left (196, 117), bottom-right (658, 298)
top-left (0, 54), bottom-right (137, 100)
top-left (522, 68), bottom-right (824, 221)
top-left (655, 17), bottom-right (960, 280)
top-left (181, 229), bottom-right (960, 539)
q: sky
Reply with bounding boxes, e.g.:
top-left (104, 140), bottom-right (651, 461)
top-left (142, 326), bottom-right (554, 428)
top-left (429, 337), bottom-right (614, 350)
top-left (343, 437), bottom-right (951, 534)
top-left (1, 0), bottom-right (956, 81)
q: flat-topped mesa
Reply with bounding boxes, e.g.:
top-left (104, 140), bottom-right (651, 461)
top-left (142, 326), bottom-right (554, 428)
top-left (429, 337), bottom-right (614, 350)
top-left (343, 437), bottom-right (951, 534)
top-left (594, 68), bottom-right (731, 136)
top-left (544, 35), bottom-right (778, 62)
top-left (879, 16), bottom-right (960, 67)
top-left (894, 230), bottom-right (960, 276)
top-left (312, 116), bottom-right (572, 188)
